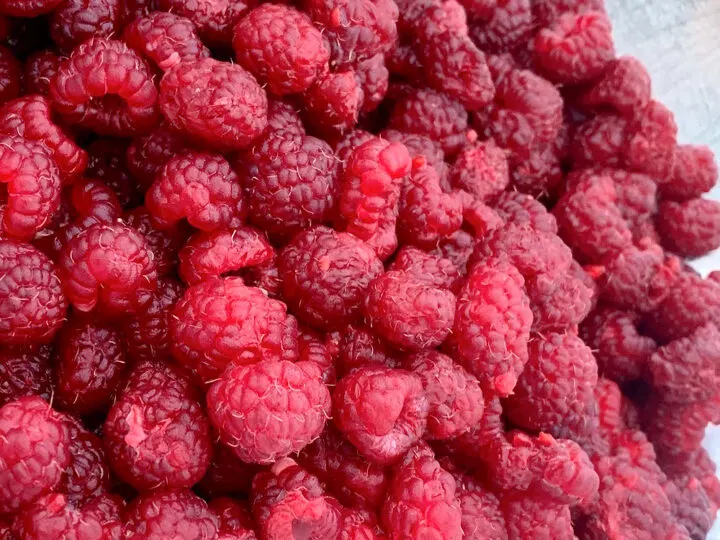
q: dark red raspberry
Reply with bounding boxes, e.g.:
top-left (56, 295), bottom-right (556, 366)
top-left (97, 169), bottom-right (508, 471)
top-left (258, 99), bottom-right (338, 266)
top-left (336, 323), bottom-right (402, 375)
top-left (24, 50), bottom-right (61, 96)
top-left (625, 100), bottom-right (678, 180)
top-left (146, 151), bottom-right (245, 232)
top-left (354, 53), bottom-right (389, 113)
top-left (85, 138), bottom-right (139, 208)
top-left (265, 98), bottom-right (305, 136)
top-left (0, 95), bottom-right (87, 183)
top-left (58, 416), bottom-right (110, 501)
top-left (210, 498), bottom-right (256, 537)
top-left (50, 38), bottom-right (158, 136)
top-left (302, 70), bottom-right (362, 136)
top-left (0, 396), bottom-right (70, 514)
top-left (120, 0), bottom-right (157, 22)
top-left (171, 277), bottom-right (298, 383)
top-left (208, 360), bottom-right (330, 464)
top-left (450, 141), bottom-right (509, 203)
top-left (233, 4), bottom-right (329, 96)
top-left (0, 345), bottom-right (52, 407)
top-left (530, 268), bottom-right (594, 331)
top-left (389, 246), bottom-right (463, 293)
top-left (455, 192), bottom-right (501, 237)
top-left (70, 177), bottom-right (122, 225)
top-left (104, 361), bottom-right (211, 490)
top-left (469, 0), bottom-right (533, 54)
top-left (644, 396), bottom-right (720, 455)
top-left (0, 240), bottom-right (66, 345)
top-left (659, 448), bottom-right (720, 515)
top-left (660, 144), bottom-right (718, 201)
top-left (432, 229), bottom-right (476, 276)
top-left (126, 124), bottom-right (190, 191)
top-left (494, 190), bottom-right (557, 233)
top-left (339, 508), bottom-right (382, 539)
top-left (241, 255), bottom-right (284, 299)
top-left (124, 489), bottom-right (219, 540)
top-left (532, 0), bottom-right (605, 26)
top-left (124, 206), bottom-right (188, 277)
top-left (578, 55), bottom-right (652, 116)
top-left (501, 493), bottom-right (573, 539)
top-left (57, 222), bottom-right (158, 316)
top-left (382, 129), bottom-right (449, 184)
top-left (656, 198), bottom-right (720, 258)
top-left (197, 442), bottom-right (259, 499)
top-left (381, 443), bottom-right (462, 539)
top-left (385, 43), bottom-right (424, 81)
top-left (571, 113), bottom-right (628, 169)
top-left (333, 128), bottom-right (374, 164)
top-left (50, 0), bottom-right (121, 52)
top-left (0, 0), bottom-right (62, 16)
top-left (507, 138), bottom-right (565, 197)
top-left (157, 0), bottom-right (253, 47)
top-left (159, 58), bottom-right (268, 151)
top-left (0, 45), bottom-right (19, 105)
top-left (667, 476), bottom-right (714, 540)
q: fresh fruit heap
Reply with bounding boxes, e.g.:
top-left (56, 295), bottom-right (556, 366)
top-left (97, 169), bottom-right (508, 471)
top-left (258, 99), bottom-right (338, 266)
top-left (1, 0), bottom-right (719, 538)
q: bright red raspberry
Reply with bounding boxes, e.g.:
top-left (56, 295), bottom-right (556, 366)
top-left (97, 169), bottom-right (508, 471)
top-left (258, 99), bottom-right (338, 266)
top-left (159, 58), bottom-right (268, 151)
top-left (0, 240), bottom-right (66, 345)
top-left (233, 4), bottom-right (329, 95)
top-left (104, 361), bottom-right (211, 490)
top-left (0, 45), bottom-right (20, 104)
top-left (302, 70), bottom-right (363, 136)
top-left (660, 144), bottom-right (718, 201)
top-left (24, 50), bottom-right (61, 96)
top-left (146, 151), bottom-right (245, 232)
top-left (50, 0), bottom-right (121, 52)
top-left (70, 177), bottom-right (122, 225)
top-left (197, 442), bottom-right (259, 499)
top-left (58, 416), bottom-right (110, 501)
top-left (124, 206), bottom-right (188, 277)
top-left (578, 55), bottom-right (652, 116)
top-left (667, 476), bottom-right (714, 540)
top-left (297, 327), bottom-right (336, 384)
top-left (494, 190), bottom-right (557, 233)
top-left (381, 443), bottom-right (462, 540)
top-left (333, 366), bottom-right (428, 465)
top-left (124, 489), bottom-right (219, 540)
top-left (57, 222), bottom-right (158, 315)
top-left (469, 0), bottom-right (533, 54)
top-left (389, 246), bottom-right (463, 293)
top-left (382, 129), bottom-right (449, 184)
top-left (208, 360), bottom-right (331, 464)
top-left (210, 498), bottom-right (256, 537)
top-left (571, 113), bottom-right (628, 169)
top-left (450, 141), bottom-right (509, 203)
top-left (126, 124), bottom-right (190, 191)
top-left (355, 53), bottom-right (389, 113)
top-left (241, 255), bottom-right (284, 299)
top-left (0, 396), bottom-right (70, 514)
top-left (501, 493), bottom-right (573, 540)
top-left (625, 100), bottom-right (678, 180)
top-left (171, 277), bottom-right (298, 383)
top-left (336, 324), bottom-right (401, 375)
top-left (0, 0), bottom-right (62, 16)
top-left (0, 345), bottom-right (52, 407)
top-left (530, 268), bottom-right (594, 331)
top-left (656, 198), bottom-right (720, 258)
top-left (156, 0), bottom-right (252, 47)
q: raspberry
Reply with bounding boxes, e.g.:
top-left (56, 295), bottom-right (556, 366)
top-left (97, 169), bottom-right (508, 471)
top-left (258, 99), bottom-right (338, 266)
top-left (0, 136), bottom-right (61, 241)
top-left (24, 50), bottom-right (61, 96)
top-left (0, 46), bottom-right (20, 103)
top-left (0, 240), bottom-right (66, 345)
top-left (334, 128), bottom-right (374, 164)
top-left (443, 395), bottom-right (504, 466)
top-left (501, 493), bottom-right (573, 539)
top-left (381, 442), bottom-right (463, 539)
top-left (469, 0), bottom-right (533, 54)
top-left (302, 70), bottom-right (362, 136)
top-left (208, 360), bottom-right (331, 464)
top-left (171, 277), bottom-right (298, 383)
top-left (432, 229), bottom-right (476, 276)
top-left (644, 396), bottom-right (720, 455)
top-left (660, 144), bottom-right (718, 201)
top-left (508, 140), bottom-right (564, 197)
top-left (0, 345), bottom-right (52, 406)
top-left (453, 474), bottom-right (507, 540)
top-left (57, 222), bottom-right (158, 315)
top-left (197, 442), bottom-right (259, 499)
top-left (157, 0), bottom-right (252, 47)
top-left (339, 508), bottom-right (382, 539)
top-left (336, 323), bottom-right (401, 375)
top-left (355, 53), bottom-right (389, 113)
top-left (656, 198), bottom-right (720, 258)
top-left (146, 151), bottom-right (245, 232)
top-left (50, 0), bottom-right (121, 52)
top-left (625, 100), bottom-right (678, 180)
top-left (450, 141), bottom-right (509, 203)
top-left (363, 271), bottom-right (456, 351)
top-left (159, 58), bottom-right (268, 151)
top-left (0, 396), bottom-right (70, 514)
top-left (505, 332), bottom-right (599, 439)
top-left (124, 207), bottom-right (188, 277)
top-left (50, 38), bottom-right (158, 136)
top-left (70, 177), bottom-right (122, 225)
top-left (210, 498), bottom-right (256, 537)
top-left (530, 270), bottom-right (594, 331)
top-left (241, 255), bottom-right (284, 299)
top-left (124, 489), bottom-right (219, 540)
top-left (532, 0), bottom-right (605, 27)
top-left (86, 139), bottom-right (139, 208)
top-left (298, 426), bottom-right (390, 509)
top-left (266, 98), bottom-right (306, 136)
top-left (659, 448), bottom-right (720, 515)
top-left (298, 327), bottom-right (336, 384)
top-left (0, 95), bottom-right (88, 183)
top-left (104, 361), bottom-right (211, 490)
top-left (382, 129), bottom-right (449, 185)
top-left (667, 476), bottom-right (714, 540)
top-left (126, 124), bottom-right (190, 191)
top-left (578, 55), bottom-right (652, 116)
top-left (238, 131), bottom-right (340, 239)
top-left (389, 246), bottom-right (463, 293)
top-left (571, 113), bottom-right (628, 169)
top-left (233, 4), bottom-right (329, 96)
top-left (333, 366), bottom-right (428, 465)
top-left (0, 0), bottom-right (61, 16)
top-left (493, 191), bottom-right (557, 234)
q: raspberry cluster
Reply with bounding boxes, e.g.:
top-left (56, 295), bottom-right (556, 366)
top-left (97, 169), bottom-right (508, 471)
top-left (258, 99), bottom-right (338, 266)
top-left (0, 0), bottom-right (719, 538)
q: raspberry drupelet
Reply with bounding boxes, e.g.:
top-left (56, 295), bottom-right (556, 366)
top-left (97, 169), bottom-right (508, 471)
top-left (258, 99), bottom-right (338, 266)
top-left (58, 416), bottom-right (111, 501)
top-left (578, 55), bottom-right (652, 116)
top-left (50, 0), bottom-right (122, 53)
top-left (0, 345), bottom-right (52, 407)
top-left (124, 206), bottom-right (189, 277)
top-left (450, 141), bottom-right (509, 203)
top-left (156, 0), bottom-right (252, 48)
top-left (126, 124), bottom-right (191, 191)
top-left (656, 198), bottom-right (720, 258)
top-left (389, 246), bottom-right (463, 293)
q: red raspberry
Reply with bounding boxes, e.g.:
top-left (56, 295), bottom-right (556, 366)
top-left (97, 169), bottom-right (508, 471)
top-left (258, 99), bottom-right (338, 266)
top-left (336, 323), bottom-right (401, 375)
top-left (644, 396), bottom-right (720, 455)
top-left (578, 55), bottom-right (652, 116)
top-left (157, 0), bottom-right (253, 47)
top-left (442, 395), bottom-right (504, 466)
top-left (120, 0), bottom-right (157, 22)
top-left (233, 4), bottom-right (329, 96)
top-left (58, 416), bottom-right (110, 501)
top-left (0, 0), bottom-right (62, 16)
top-left (178, 227), bottom-right (273, 285)
top-left (532, 0), bottom-right (605, 27)
top-left (124, 489), bottom-right (219, 540)
top-left (501, 493), bottom-right (573, 539)
top-left (389, 246), bottom-right (463, 293)
top-left (171, 277), bottom-right (298, 383)
top-left (85, 138), bottom-right (139, 208)
top-left (508, 139), bottom-right (564, 197)
top-left (432, 229), bottom-right (476, 276)
top-left (104, 361), bottom-right (211, 490)
top-left (208, 360), bottom-right (331, 464)
top-left (197, 442), bottom-right (259, 499)
top-left (625, 100), bottom-right (678, 180)
top-left (0, 240), bottom-right (66, 345)
top-left (0, 345), bottom-right (52, 406)
top-left (530, 269), bottom-right (594, 331)
top-left (494, 190), bottom-right (558, 234)
top-left (210, 498), bottom-right (257, 537)
top-left (656, 198), bottom-right (720, 258)
top-left (50, 38), bottom-right (158, 136)
top-left (667, 476), bottom-right (714, 540)
top-left (354, 53), bottom-right (389, 113)
top-left (159, 58), bottom-right (268, 151)
top-left (660, 144), bottom-right (718, 201)
top-left (70, 177), bottom-right (122, 225)
top-left (24, 50), bottom-right (61, 96)
top-left (0, 396), bottom-right (70, 514)
top-left (50, 0), bottom-right (121, 52)
top-left (146, 151), bottom-right (245, 232)
top-left (382, 129), bottom-right (449, 185)
top-left (298, 426), bottom-right (390, 509)
top-left (571, 113), bottom-right (628, 169)
top-left (659, 448), bottom-right (720, 515)
top-left (124, 12), bottom-right (209, 72)
top-left (265, 98), bottom-right (305, 136)
top-left (385, 43), bottom-right (423, 81)
top-left (469, 0), bottom-right (533, 54)
top-left (0, 95), bottom-right (88, 183)
top-left (334, 128), bottom-right (374, 164)
top-left (241, 255), bottom-right (283, 299)
top-left (381, 443), bottom-right (463, 540)
top-left (126, 124), bottom-right (190, 191)
top-left (0, 45), bottom-right (19, 105)
top-left (333, 366), bottom-right (428, 465)
top-left (452, 474), bottom-right (507, 540)
top-left (298, 327), bottom-right (336, 384)
top-left (124, 207), bottom-right (188, 277)
top-left (302, 70), bottom-right (362, 136)
top-left (339, 508), bottom-right (383, 539)
top-left (450, 141), bottom-right (509, 203)
top-left (0, 136), bottom-right (61, 241)
top-left (57, 222), bottom-right (158, 315)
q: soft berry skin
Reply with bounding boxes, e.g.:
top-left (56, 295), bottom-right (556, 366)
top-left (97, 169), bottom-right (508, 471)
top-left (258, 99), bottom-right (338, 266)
top-left (453, 475), bottom-right (507, 540)
top-left (363, 271), bottom-right (456, 351)
top-left (171, 277), bottom-right (298, 384)
top-left (126, 124), bottom-right (190, 191)
top-left (277, 226), bottom-right (384, 331)
top-left (450, 141), bottom-right (508, 203)
top-left (661, 144), bottom-right (718, 201)
top-left (302, 70), bottom-right (362, 136)
top-left (50, 38), bottom-right (159, 136)
top-left (501, 493), bottom-right (573, 540)
top-left (381, 443), bottom-right (462, 540)
top-left (146, 151), bottom-right (245, 232)
top-left (59, 416), bottom-right (110, 501)
top-left (50, 0), bottom-right (122, 52)
top-left (667, 476), bottom-right (714, 540)
top-left (24, 50), bottom-right (61, 96)
top-left (336, 323), bottom-right (401, 375)
top-left (104, 361), bottom-right (211, 491)
top-left (124, 12), bottom-right (210, 72)
top-left (625, 100), bottom-right (678, 180)
top-left (644, 396), bottom-right (720, 456)
top-left (469, 0), bottom-right (533, 54)
top-left (333, 366), bottom-right (428, 465)
top-left (0, 396), bottom-right (71, 514)
top-left (494, 191), bottom-right (557, 234)
top-left (124, 489), bottom-right (219, 540)
top-left (159, 58), bottom-right (268, 151)
top-left (157, 0), bottom-right (253, 47)
top-left (355, 53), bottom-right (389, 113)
top-left (124, 207), bottom-right (189, 277)
top-left (233, 4), bottom-right (329, 95)
top-left (0, 240), bottom-right (66, 346)
top-left (0, 345), bottom-right (52, 407)
top-left (265, 98), bottom-right (306, 136)
top-left (382, 129), bottom-right (449, 184)
top-left (210, 497), bottom-right (256, 536)
top-left (389, 247), bottom-right (463, 293)
top-left (578, 55), bottom-right (652, 116)
top-left (57, 222), bottom-right (158, 316)
top-left (208, 360), bottom-right (331, 464)
top-left (656, 198), bottom-right (720, 258)
top-left (530, 267), bottom-right (594, 332)
top-left (571, 113), bottom-right (629, 169)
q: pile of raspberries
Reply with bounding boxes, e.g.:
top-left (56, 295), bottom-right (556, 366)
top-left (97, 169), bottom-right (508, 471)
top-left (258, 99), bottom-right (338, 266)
top-left (1, 0), bottom-right (720, 537)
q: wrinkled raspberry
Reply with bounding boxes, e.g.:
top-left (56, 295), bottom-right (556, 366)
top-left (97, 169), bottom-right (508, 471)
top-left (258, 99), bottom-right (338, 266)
top-left (625, 100), bottom-right (678, 180)
top-left (233, 4), bottom-right (329, 95)
top-left (339, 508), bottom-right (382, 539)
top-left (432, 229), bottom-right (476, 275)
top-left (157, 0), bottom-right (252, 47)
top-left (656, 198), bottom-right (720, 258)
top-left (659, 448), bottom-right (720, 515)
top-left (571, 113), bottom-right (628, 169)
top-left (208, 360), bottom-right (330, 464)
top-left (57, 222), bottom-right (157, 315)
top-left (0, 95), bottom-right (87, 183)
top-left (159, 58), bottom-right (268, 151)
top-left (0, 396), bottom-right (70, 514)
top-left (124, 489), bottom-right (219, 540)
top-left (126, 124), bottom-right (190, 191)
top-left (389, 246), bottom-right (463, 292)
top-left (302, 70), bottom-right (362, 136)
top-left (660, 144), bottom-right (718, 201)
top-left (297, 327), bottom-right (336, 384)
top-left (381, 442), bottom-right (462, 539)
top-left (501, 493), bottom-right (573, 539)
top-left (146, 151), bottom-right (245, 232)
top-left (197, 442), bottom-right (259, 499)
top-left (85, 138), bottom-right (139, 208)
top-left (0, 240), bottom-right (66, 345)
top-left (265, 98), bottom-right (305, 137)
top-left (494, 190), bottom-right (557, 233)
top-left (0, 345), bottom-right (52, 406)
top-left (210, 498), bottom-right (256, 537)
top-left (451, 474), bottom-right (507, 540)
top-left (667, 476), bottom-right (714, 540)
top-left (459, 193), bottom-right (505, 240)
top-left (50, 0), bottom-right (121, 52)
top-left (450, 141), bottom-right (508, 203)
top-left (104, 361), bottom-right (211, 490)
top-left (124, 206), bottom-right (188, 277)
top-left (24, 50), bottom-right (61, 96)
top-left (469, 0), bottom-right (533, 54)
top-left (336, 323), bottom-right (401, 375)
top-left (530, 269), bottom-right (594, 331)
top-left (506, 139), bottom-right (564, 197)
top-left (532, 0), bottom-right (605, 26)
top-left (644, 395), bottom-right (720, 455)
top-left (578, 55), bottom-right (651, 115)
top-left (70, 177), bottom-right (122, 226)
top-left (355, 53), bottom-right (389, 113)
top-left (58, 416), bottom-right (110, 500)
